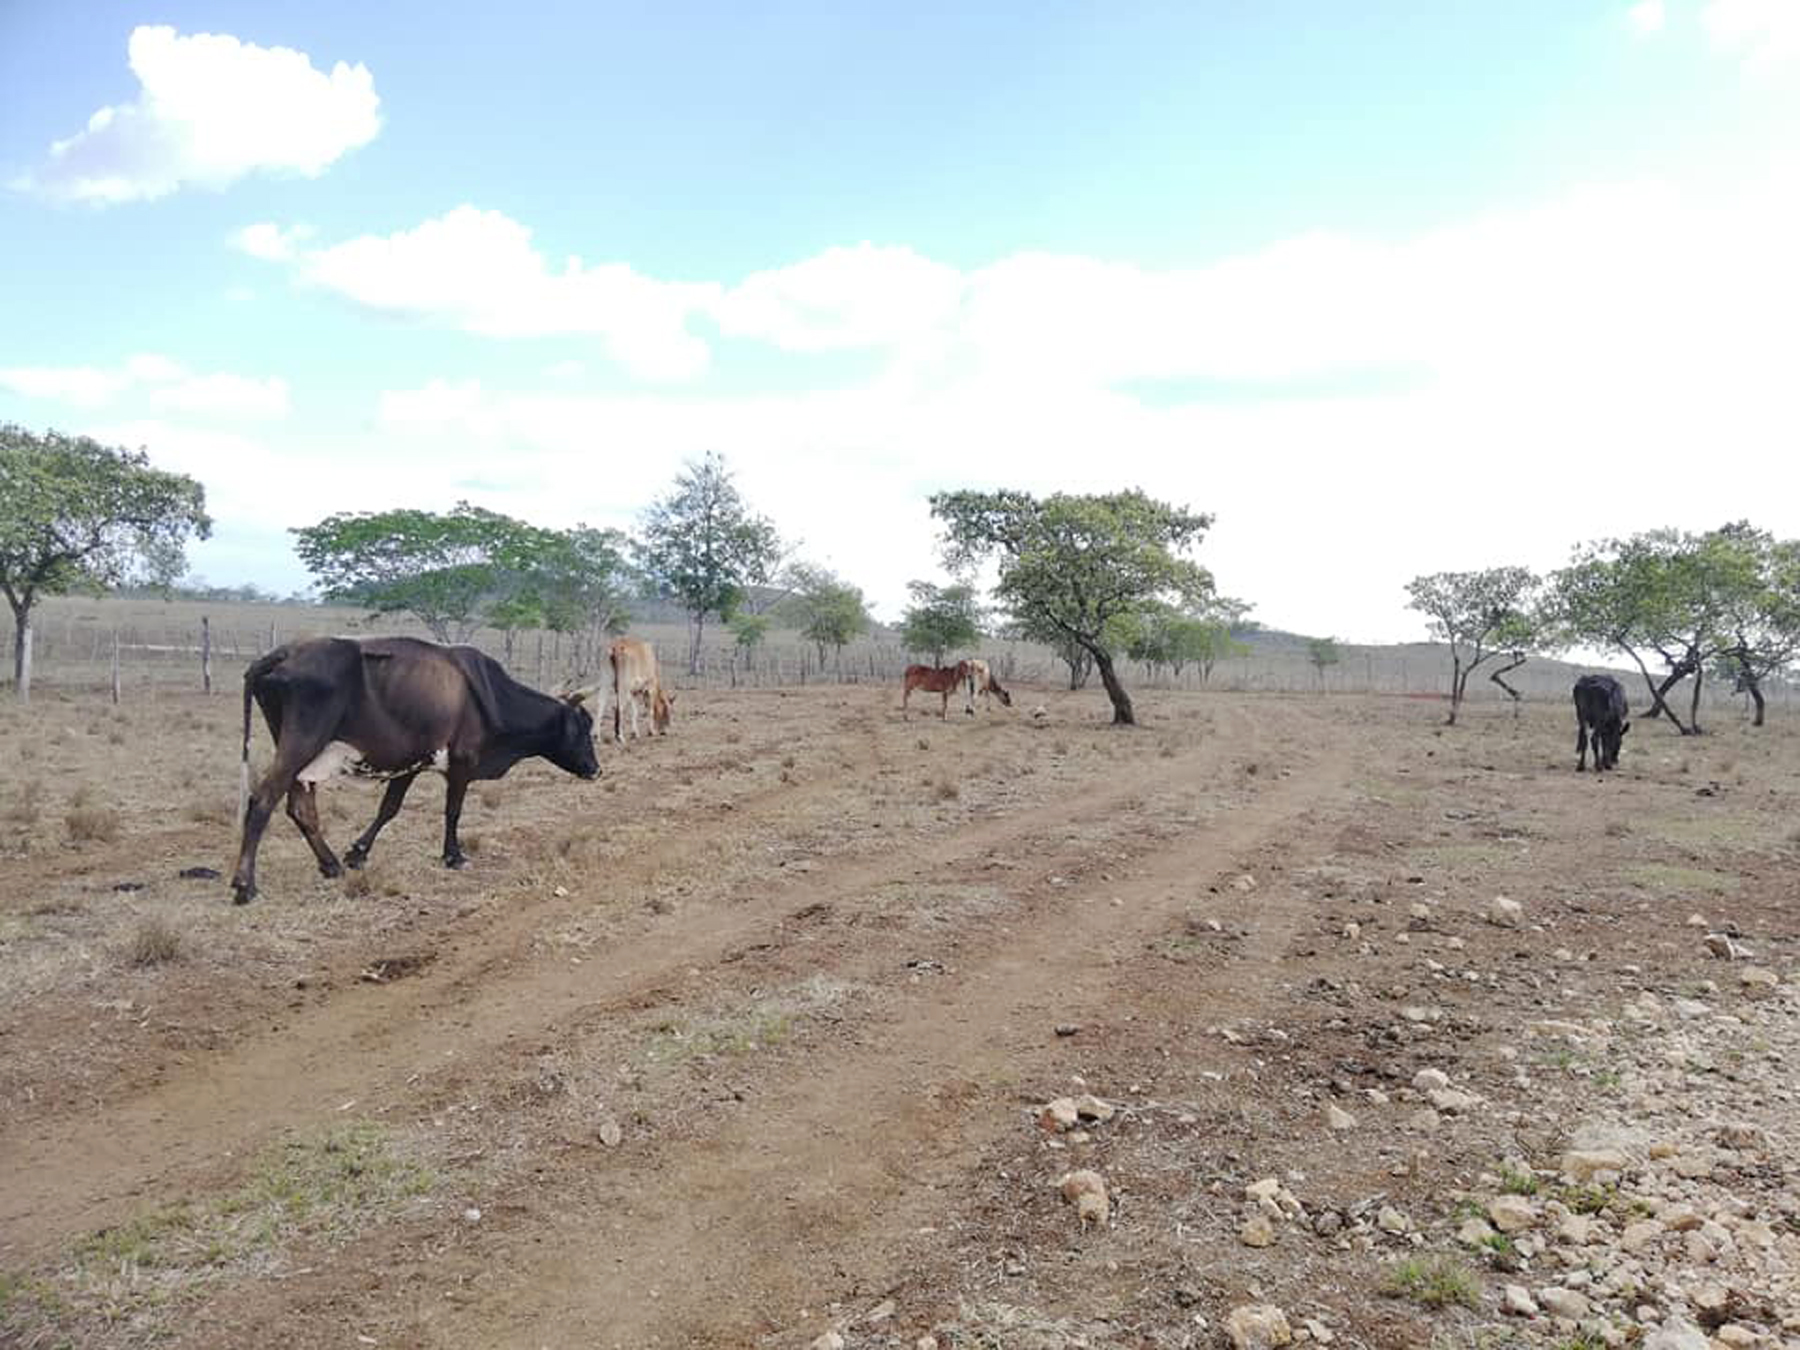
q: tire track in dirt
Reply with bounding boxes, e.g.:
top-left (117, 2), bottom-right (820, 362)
top-left (0, 699), bottom-right (1285, 1262)
top-left (188, 701), bottom-right (1364, 1349)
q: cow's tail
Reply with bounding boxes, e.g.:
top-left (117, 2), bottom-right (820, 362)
top-left (239, 647), bottom-right (284, 823)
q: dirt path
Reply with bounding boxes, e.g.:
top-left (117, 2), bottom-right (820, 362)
top-left (0, 694), bottom-right (1331, 1284)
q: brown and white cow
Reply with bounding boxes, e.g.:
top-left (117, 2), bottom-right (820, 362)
top-left (610, 636), bottom-right (674, 743)
top-left (966, 658), bottom-right (1013, 712)
top-left (229, 637), bottom-right (599, 903)
top-left (902, 661), bottom-right (972, 719)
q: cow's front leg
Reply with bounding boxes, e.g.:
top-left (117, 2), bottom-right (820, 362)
top-left (441, 766), bottom-right (473, 869)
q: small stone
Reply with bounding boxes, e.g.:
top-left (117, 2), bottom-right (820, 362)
top-left (1325, 1103), bottom-right (1356, 1131)
top-left (1717, 1121), bottom-right (1767, 1151)
top-left (916, 1338), bottom-right (940, 1350)
top-left (1240, 1214), bottom-right (1277, 1247)
top-left (1457, 1218), bottom-right (1495, 1247)
top-left (1557, 1213), bottom-right (1594, 1245)
top-left (1232, 873), bottom-right (1258, 892)
top-left (1562, 1148), bottom-right (1628, 1182)
top-left (810, 1334), bottom-right (845, 1350)
top-left (1487, 896), bottom-right (1523, 927)
top-left (1054, 1023), bottom-right (1080, 1037)
top-left (862, 1300), bottom-right (896, 1325)
top-left (1246, 1177), bottom-right (1282, 1202)
top-left (1428, 1087), bottom-right (1482, 1114)
top-left (1503, 1284), bottom-right (1539, 1317)
top-left (1738, 966), bottom-right (1779, 996)
top-left (1377, 1205), bottom-right (1408, 1234)
top-left (1713, 1325), bottom-right (1758, 1349)
top-left (1412, 1068), bottom-right (1449, 1091)
top-left (1040, 1098), bottom-right (1080, 1132)
top-left (1409, 902), bottom-right (1431, 921)
top-left (1643, 1320), bottom-right (1708, 1350)
top-left (1690, 1282), bottom-right (1730, 1316)
top-left (1621, 1220), bottom-right (1663, 1252)
top-left (1313, 1210), bottom-right (1342, 1236)
top-left (1224, 1304), bottom-right (1293, 1349)
top-left (1538, 1287), bottom-right (1589, 1320)
top-left (597, 1117), bottom-right (623, 1148)
top-left (1407, 1108), bottom-right (1441, 1131)
top-left (1073, 1094), bottom-right (1115, 1122)
top-left (462, 1206), bottom-right (482, 1223)
top-left (1660, 1203), bottom-right (1703, 1232)
top-left (1487, 1195), bottom-right (1537, 1233)
top-left (1301, 1318), bottom-right (1333, 1345)
top-left (1057, 1169), bottom-right (1109, 1226)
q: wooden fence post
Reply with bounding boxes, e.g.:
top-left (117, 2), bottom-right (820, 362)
top-left (202, 615), bottom-right (213, 694)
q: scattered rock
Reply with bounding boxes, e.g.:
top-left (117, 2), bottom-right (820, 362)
top-left (1643, 1320), bottom-right (1709, 1350)
top-left (1427, 1087), bottom-right (1483, 1114)
top-left (1487, 896), bottom-right (1523, 928)
top-left (1376, 1206), bottom-right (1408, 1234)
top-left (1738, 966), bottom-right (1779, 996)
top-left (810, 1333), bottom-right (845, 1350)
top-left (1537, 1287), bottom-right (1589, 1320)
top-left (1040, 1098), bottom-right (1080, 1132)
top-left (1411, 1068), bottom-right (1449, 1091)
top-left (1224, 1303), bottom-right (1293, 1350)
top-left (1487, 1195), bottom-right (1537, 1233)
top-left (1054, 1023), bottom-right (1080, 1037)
top-left (1325, 1103), bottom-right (1356, 1131)
top-left (1503, 1284), bottom-right (1539, 1317)
top-left (1073, 1094), bottom-right (1115, 1122)
top-left (1232, 874), bottom-right (1258, 893)
top-left (1300, 1317), bottom-right (1333, 1345)
top-left (597, 1117), bottom-right (623, 1148)
top-left (1057, 1169), bottom-right (1109, 1226)
top-left (1240, 1214), bottom-right (1276, 1247)
top-left (1561, 1148), bottom-right (1628, 1182)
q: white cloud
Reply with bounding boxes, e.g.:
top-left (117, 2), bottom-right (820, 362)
top-left (1628, 0), bottom-right (1667, 36)
top-left (275, 206), bottom-right (718, 381)
top-left (1702, 0), bottom-right (1800, 67)
top-left (350, 167), bottom-right (1799, 642)
top-left (0, 354), bottom-right (289, 419)
top-left (22, 25), bottom-right (379, 204)
top-left (715, 244), bottom-right (965, 351)
top-left (232, 221), bottom-right (315, 261)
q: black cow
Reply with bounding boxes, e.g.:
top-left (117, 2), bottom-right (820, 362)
top-left (229, 637), bottom-right (599, 903)
top-left (1573, 673), bottom-right (1630, 773)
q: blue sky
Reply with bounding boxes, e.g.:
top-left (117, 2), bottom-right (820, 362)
top-left (2, 2), bottom-right (1796, 638)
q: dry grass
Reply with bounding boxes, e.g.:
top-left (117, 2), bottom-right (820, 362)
top-left (127, 916), bottom-right (182, 967)
top-left (64, 804), bottom-right (120, 844)
top-left (479, 785), bottom-right (503, 811)
top-left (934, 777), bottom-right (961, 801)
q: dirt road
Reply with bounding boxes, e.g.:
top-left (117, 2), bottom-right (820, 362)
top-left (3, 685), bottom-right (1796, 1348)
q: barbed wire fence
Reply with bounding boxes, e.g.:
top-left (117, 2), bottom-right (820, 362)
top-left (4, 599), bottom-right (1786, 716)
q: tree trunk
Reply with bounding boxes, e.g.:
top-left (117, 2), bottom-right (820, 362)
top-left (1489, 653), bottom-right (1526, 718)
top-left (15, 618), bottom-right (31, 704)
top-left (1446, 655), bottom-right (1464, 726)
top-left (1623, 646), bottom-right (1693, 734)
top-left (1091, 646), bottom-right (1135, 725)
top-left (1749, 679), bottom-right (1766, 727)
top-left (1689, 662), bottom-right (1704, 735)
top-left (688, 612), bottom-right (705, 676)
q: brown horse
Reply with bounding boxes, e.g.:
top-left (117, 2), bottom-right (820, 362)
top-left (902, 661), bottom-right (972, 719)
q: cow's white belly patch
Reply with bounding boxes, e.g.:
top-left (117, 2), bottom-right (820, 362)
top-left (298, 741), bottom-right (448, 784)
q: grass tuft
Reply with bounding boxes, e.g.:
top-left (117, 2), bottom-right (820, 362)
top-left (127, 916), bottom-right (182, 967)
top-left (1382, 1254), bottom-right (1481, 1308)
top-left (64, 804), bottom-right (121, 844)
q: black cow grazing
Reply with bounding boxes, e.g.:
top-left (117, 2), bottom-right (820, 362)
top-left (1573, 673), bottom-right (1631, 773)
top-left (229, 637), bottom-right (600, 903)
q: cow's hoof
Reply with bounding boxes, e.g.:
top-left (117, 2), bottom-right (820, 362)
top-left (319, 860), bottom-right (343, 879)
top-left (230, 883), bottom-right (255, 905)
top-left (443, 854), bottom-right (469, 871)
top-left (344, 848), bottom-right (368, 870)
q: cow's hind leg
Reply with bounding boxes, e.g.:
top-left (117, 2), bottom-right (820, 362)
top-left (441, 765), bottom-right (474, 870)
top-left (1576, 721), bottom-right (1589, 772)
top-left (285, 783), bottom-right (343, 878)
top-left (345, 772), bottom-right (421, 869)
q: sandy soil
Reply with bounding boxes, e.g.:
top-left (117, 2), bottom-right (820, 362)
top-left (1, 682), bottom-right (1796, 1349)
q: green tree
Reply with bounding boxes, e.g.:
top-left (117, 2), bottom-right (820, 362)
top-left (638, 452), bottom-right (781, 674)
top-left (727, 611), bottom-right (769, 672)
top-left (1306, 635), bottom-right (1342, 686)
top-left (932, 488), bottom-right (1213, 725)
top-left (293, 502), bottom-right (546, 643)
top-left (0, 425), bottom-right (210, 699)
top-left (1404, 566), bottom-right (1539, 725)
top-left (1547, 529), bottom-right (1757, 735)
top-left (787, 566), bottom-right (870, 676)
top-left (1700, 524), bottom-right (1800, 728)
top-left (900, 580), bottom-right (982, 666)
top-left (529, 525), bottom-right (636, 649)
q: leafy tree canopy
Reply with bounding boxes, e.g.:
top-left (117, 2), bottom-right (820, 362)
top-left (1, 424), bottom-right (210, 690)
top-left (931, 488), bottom-right (1212, 725)
top-left (1404, 565), bottom-right (1539, 724)
top-left (637, 452), bottom-right (781, 673)
top-left (899, 580), bottom-right (981, 666)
